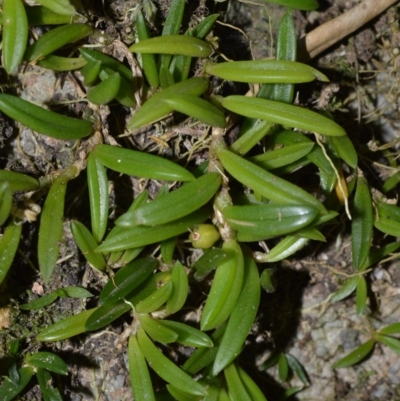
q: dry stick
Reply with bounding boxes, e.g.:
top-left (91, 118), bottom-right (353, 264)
top-left (298, 0), bottom-right (400, 61)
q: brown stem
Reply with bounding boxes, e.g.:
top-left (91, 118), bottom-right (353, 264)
top-left (298, 0), bottom-right (400, 60)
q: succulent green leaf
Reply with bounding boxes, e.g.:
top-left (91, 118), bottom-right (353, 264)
top-left (224, 362), bottom-right (252, 401)
top-left (327, 134), bottom-right (358, 169)
top-left (87, 152), bottom-right (109, 243)
top-left (260, 268), bottom-right (277, 293)
top-left (38, 170), bottom-right (76, 283)
top-left (374, 202), bottom-right (400, 237)
top-left (222, 96), bottom-right (346, 136)
top-left (0, 222), bottom-right (22, 284)
top-left (85, 300), bottom-right (131, 332)
top-left (135, 281), bottom-right (173, 314)
top-left (19, 293), bottom-right (58, 310)
top-left (0, 94), bottom-right (93, 140)
top-left (332, 339), bottom-right (375, 369)
top-left (213, 251), bottom-right (260, 375)
top-left (26, 352), bottom-right (68, 375)
top-left (25, 6), bottom-right (73, 24)
top-left (36, 368), bottom-right (63, 401)
top-left (70, 220), bottom-right (107, 271)
top-left (56, 286), bottom-right (93, 298)
top-left (222, 204), bottom-right (319, 240)
top-left (116, 173), bottom-right (221, 227)
top-left (0, 182), bottom-right (12, 225)
top-left (136, 10), bottom-right (159, 88)
top-left (24, 23), bottom-right (92, 62)
top-left (138, 314), bottom-right (179, 344)
top-left (2, 0), bottom-right (28, 74)
top-left (0, 367), bottom-right (34, 401)
top-left (201, 239), bottom-right (244, 331)
top-left (33, 0), bottom-right (76, 15)
top-left (206, 60), bottom-right (328, 84)
top-left (137, 327), bottom-right (208, 396)
top-left (166, 384), bottom-right (202, 401)
top-left (37, 55), bottom-right (87, 71)
top-left (87, 71), bottom-right (121, 105)
top-left (330, 276), bottom-right (358, 303)
top-left (36, 307), bottom-right (98, 341)
top-left (92, 144), bottom-right (194, 182)
top-left (129, 35), bottom-right (212, 58)
top-left (99, 257), bottom-right (158, 305)
top-left (249, 142), bottom-right (314, 170)
top-left (218, 149), bottom-right (326, 212)
top-left (278, 353), bottom-right (289, 381)
top-left (97, 208), bottom-right (210, 252)
top-left (193, 248), bottom-right (230, 281)
top-left (162, 94), bottom-right (227, 127)
top-left (379, 322), bottom-right (400, 336)
top-left (375, 334), bottom-right (400, 353)
top-left (352, 176), bottom-right (373, 270)
top-left (158, 320), bottom-right (213, 348)
top-left (0, 169), bottom-right (40, 192)
top-left (165, 261), bottom-right (189, 315)
top-left (128, 335), bottom-right (156, 401)
top-left (127, 77), bottom-right (209, 129)
top-left (259, 0), bottom-right (319, 10)
top-left (356, 276), bottom-right (368, 316)
top-left (286, 354), bottom-right (309, 385)
top-left (237, 365), bottom-right (268, 401)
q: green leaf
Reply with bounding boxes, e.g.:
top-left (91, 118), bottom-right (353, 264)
top-left (356, 276), bottom-right (368, 316)
top-left (259, 0), bottom-right (319, 10)
top-left (0, 182), bottom-right (12, 225)
top-left (332, 339), bottom-right (375, 369)
top-left (37, 55), bottom-right (87, 71)
top-left (218, 149), bottom-right (326, 213)
top-left (0, 94), bottom-right (93, 140)
top-left (128, 335), bottom-right (156, 401)
top-left (352, 176), bottom-right (373, 270)
top-left (165, 261), bottom-right (189, 315)
top-left (249, 143), bottom-right (314, 170)
top-left (36, 368), bottom-right (62, 401)
top-left (25, 23), bottom-right (92, 62)
top-left (161, 236), bottom-right (176, 265)
top-left (330, 277), bottom-right (358, 303)
top-left (85, 300), bottom-right (131, 332)
top-left (138, 314), bottom-right (179, 344)
top-left (375, 334), bottom-right (400, 354)
top-left (129, 35), bottom-right (212, 58)
top-left (99, 257), bottom-right (158, 305)
top-left (286, 354), bottom-right (309, 385)
top-left (92, 144), bottom-right (194, 182)
top-left (206, 60), bottom-right (328, 84)
top-left (161, 0), bottom-right (184, 36)
top-left (379, 322), bottom-right (400, 336)
top-left (260, 268), bottom-right (277, 293)
top-left (224, 362), bottom-right (252, 401)
top-left (127, 77), bottom-right (209, 129)
top-left (0, 220), bottom-right (22, 285)
top-left (33, 0), bottom-right (76, 15)
top-left (26, 352), bottom-right (68, 375)
top-left (213, 251), bottom-right (260, 375)
top-left (56, 286), bottom-right (93, 298)
top-left (374, 202), bottom-right (400, 237)
top-left (201, 239), bottom-right (244, 331)
top-left (81, 59), bottom-right (101, 86)
top-left (136, 10), bottom-right (159, 88)
top-left (278, 353), bottom-right (289, 381)
top-left (327, 134), bottom-right (358, 169)
top-left (19, 293), bottom-right (58, 310)
top-left (254, 235), bottom-right (308, 263)
top-left (87, 153), bottom-right (109, 243)
top-left (2, 0), bottom-right (28, 74)
top-left (273, 11), bottom-right (297, 104)
top-left (237, 365), bottom-right (268, 401)
top-left (193, 248), bottom-right (229, 281)
top-left (25, 6), bottom-right (73, 24)
top-left (161, 94), bottom-right (227, 128)
top-left (0, 169), bottom-right (40, 192)
top-left (96, 208), bottom-right (210, 253)
top-left (0, 367), bottom-right (34, 401)
top-left (222, 96), bottom-right (346, 136)
top-left (87, 71), bottom-right (121, 105)
top-left (116, 173), bottom-right (221, 227)
top-left (135, 281), bottom-right (173, 314)
top-left (157, 320), bottom-right (213, 348)
top-left (36, 307), bottom-right (98, 341)
top-left (222, 204), bottom-right (319, 240)
top-left (38, 169), bottom-right (77, 283)
top-left (71, 220), bottom-right (107, 271)
top-left (137, 327), bottom-right (208, 396)
top-left (166, 384), bottom-right (202, 401)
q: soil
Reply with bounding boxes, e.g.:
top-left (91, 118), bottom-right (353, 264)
top-left (1, 0), bottom-right (400, 400)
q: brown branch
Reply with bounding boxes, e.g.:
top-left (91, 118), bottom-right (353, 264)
top-left (298, 0), bottom-right (400, 60)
